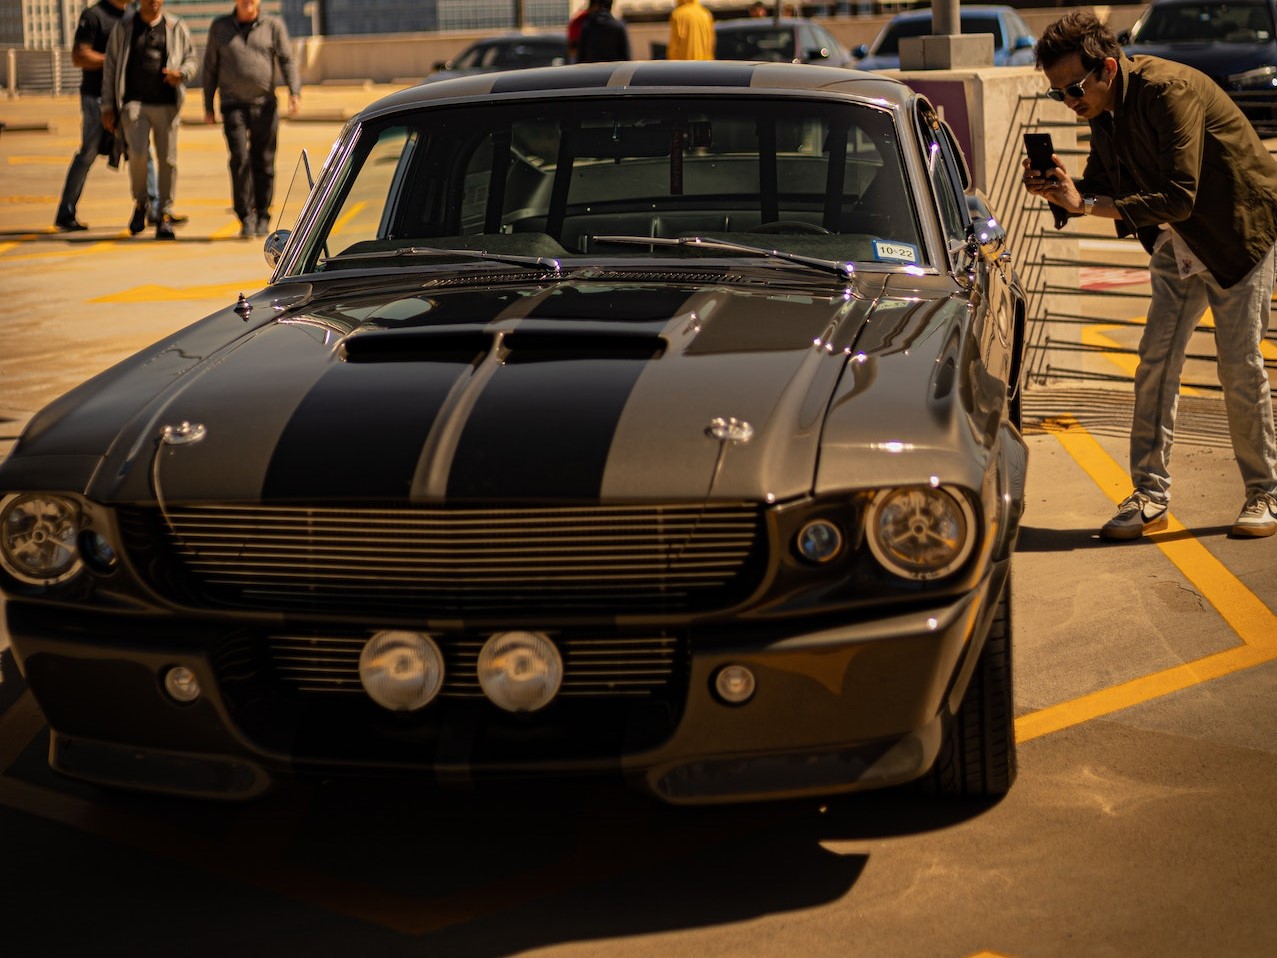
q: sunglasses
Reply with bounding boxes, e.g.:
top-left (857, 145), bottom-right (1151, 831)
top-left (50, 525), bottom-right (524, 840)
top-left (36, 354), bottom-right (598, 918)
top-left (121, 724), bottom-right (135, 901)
top-left (1046, 68), bottom-right (1100, 102)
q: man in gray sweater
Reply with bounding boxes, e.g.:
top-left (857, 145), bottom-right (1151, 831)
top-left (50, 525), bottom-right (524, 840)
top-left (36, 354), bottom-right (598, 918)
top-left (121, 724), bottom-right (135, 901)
top-left (202, 0), bottom-right (301, 238)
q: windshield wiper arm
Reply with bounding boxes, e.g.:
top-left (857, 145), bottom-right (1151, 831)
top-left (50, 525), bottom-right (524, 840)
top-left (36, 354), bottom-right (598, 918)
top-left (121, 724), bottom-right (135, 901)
top-left (590, 234), bottom-right (855, 280)
top-left (323, 246), bottom-right (563, 272)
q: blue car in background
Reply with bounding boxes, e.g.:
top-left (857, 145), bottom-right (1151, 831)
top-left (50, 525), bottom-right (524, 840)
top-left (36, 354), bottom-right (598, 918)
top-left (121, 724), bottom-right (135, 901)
top-left (853, 5), bottom-right (1036, 70)
top-left (1120, 0), bottom-right (1277, 136)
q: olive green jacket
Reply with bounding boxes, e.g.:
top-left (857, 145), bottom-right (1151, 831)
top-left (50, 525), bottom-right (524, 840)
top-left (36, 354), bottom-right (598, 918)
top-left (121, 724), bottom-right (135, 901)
top-left (1075, 53), bottom-right (1277, 288)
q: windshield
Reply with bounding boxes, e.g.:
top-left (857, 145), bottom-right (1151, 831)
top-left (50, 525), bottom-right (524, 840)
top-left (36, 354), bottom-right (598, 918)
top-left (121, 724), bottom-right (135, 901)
top-left (287, 96), bottom-right (925, 276)
top-left (1132, 2), bottom-right (1275, 42)
top-left (875, 15), bottom-right (1006, 55)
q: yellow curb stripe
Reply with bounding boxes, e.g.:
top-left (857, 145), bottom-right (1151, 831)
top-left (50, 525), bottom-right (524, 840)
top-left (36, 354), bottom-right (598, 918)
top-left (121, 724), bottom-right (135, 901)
top-left (1016, 416), bottom-right (1277, 742)
top-left (0, 242), bottom-right (17, 256)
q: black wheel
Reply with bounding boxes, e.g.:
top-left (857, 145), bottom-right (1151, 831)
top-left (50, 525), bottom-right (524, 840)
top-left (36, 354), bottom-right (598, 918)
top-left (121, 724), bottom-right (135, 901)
top-left (746, 220), bottom-right (832, 235)
top-left (923, 572), bottom-right (1016, 797)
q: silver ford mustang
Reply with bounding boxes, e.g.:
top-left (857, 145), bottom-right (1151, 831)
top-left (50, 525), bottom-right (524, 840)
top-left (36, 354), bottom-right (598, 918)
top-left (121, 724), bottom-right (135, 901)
top-left (0, 61), bottom-right (1027, 803)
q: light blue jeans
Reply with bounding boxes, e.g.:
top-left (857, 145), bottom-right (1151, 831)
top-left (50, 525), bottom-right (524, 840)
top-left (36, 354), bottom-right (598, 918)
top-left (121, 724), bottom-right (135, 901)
top-left (1132, 238), bottom-right (1277, 504)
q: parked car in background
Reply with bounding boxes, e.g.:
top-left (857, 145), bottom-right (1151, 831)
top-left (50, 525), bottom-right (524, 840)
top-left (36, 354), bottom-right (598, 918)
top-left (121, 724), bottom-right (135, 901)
top-left (853, 5), bottom-right (1037, 70)
top-left (0, 62), bottom-right (1026, 805)
top-left (713, 17), bottom-right (852, 66)
top-left (650, 17), bottom-right (851, 65)
top-left (423, 33), bottom-right (568, 84)
top-left (1120, 0), bottom-right (1277, 136)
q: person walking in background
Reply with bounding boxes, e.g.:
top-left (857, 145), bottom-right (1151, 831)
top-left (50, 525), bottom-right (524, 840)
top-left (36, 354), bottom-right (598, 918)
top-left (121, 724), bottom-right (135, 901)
top-left (567, 0), bottom-right (599, 62)
top-left (577, 0), bottom-right (630, 63)
top-left (203, 0), bottom-right (302, 239)
top-left (101, 0), bottom-right (197, 241)
top-left (54, 0), bottom-right (165, 232)
top-left (1023, 11), bottom-right (1277, 539)
top-left (668, 0), bottom-right (714, 60)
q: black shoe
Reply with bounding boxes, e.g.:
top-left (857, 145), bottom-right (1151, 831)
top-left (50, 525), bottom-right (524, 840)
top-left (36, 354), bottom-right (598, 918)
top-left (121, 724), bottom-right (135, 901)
top-left (128, 204), bottom-right (147, 235)
top-left (155, 215), bottom-right (177, 241)
top-left (54, 218), bottom-right (88, 232)
top-left (239, 216), bottom-right (255, 239)
top-left (254, 211), bottom-right (270, 237)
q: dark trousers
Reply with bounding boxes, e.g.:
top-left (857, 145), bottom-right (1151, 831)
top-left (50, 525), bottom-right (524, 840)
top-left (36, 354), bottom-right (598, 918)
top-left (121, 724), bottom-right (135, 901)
top-left (221, 98), bottom-right (279, 222)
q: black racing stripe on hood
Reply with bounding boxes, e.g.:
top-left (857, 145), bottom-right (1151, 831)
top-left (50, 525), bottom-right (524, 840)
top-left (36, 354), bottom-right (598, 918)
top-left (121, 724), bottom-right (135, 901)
top-left (630, 62), bottom-right (756, 87)
top-left (525, 285), bottom-right (699, 321)
top-left (446, 356), bottom-right (647, 502)
top-left (263, 359), bottom-right (465, 501)
top-left (491, 63), bottom-right (620, 93)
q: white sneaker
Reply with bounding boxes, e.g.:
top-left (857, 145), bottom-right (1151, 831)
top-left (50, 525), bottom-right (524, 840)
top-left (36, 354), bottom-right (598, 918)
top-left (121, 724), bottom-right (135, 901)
top-left (1100, 491), bottom-right (1169, 541)
top-left (1230, 494), bottom-right (1277, 538)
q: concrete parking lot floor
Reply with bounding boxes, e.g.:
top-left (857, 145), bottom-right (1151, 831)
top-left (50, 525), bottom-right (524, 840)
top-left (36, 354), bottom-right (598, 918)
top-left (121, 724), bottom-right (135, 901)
top-left (1, 89), bottom-right (1276, 958)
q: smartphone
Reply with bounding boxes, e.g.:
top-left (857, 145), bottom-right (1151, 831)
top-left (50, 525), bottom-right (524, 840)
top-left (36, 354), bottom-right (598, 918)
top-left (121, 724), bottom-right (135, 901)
top-left (1023, 132), bottom-right (1056, 174)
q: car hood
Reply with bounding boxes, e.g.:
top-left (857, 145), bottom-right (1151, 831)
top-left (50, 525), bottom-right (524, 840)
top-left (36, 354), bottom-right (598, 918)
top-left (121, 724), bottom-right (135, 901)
top-left (4, 272), bottom-right (972, 506)
top-left (1126, 41), bottom-right (1277, 78)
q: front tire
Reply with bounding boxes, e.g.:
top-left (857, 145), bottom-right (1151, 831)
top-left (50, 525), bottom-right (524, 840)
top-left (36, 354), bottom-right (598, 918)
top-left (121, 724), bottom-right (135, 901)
top-left (924, 574), bottom-right (1016, 797)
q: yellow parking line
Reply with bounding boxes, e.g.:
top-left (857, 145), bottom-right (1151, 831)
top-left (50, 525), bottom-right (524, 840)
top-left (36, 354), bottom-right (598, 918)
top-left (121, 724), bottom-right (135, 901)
top-left (1016, 415), bottom-right (1277, 743)
top-left (91, 281), bottom-right (268, 303)
top-left (1083, 320), bottom-right (1202, 396)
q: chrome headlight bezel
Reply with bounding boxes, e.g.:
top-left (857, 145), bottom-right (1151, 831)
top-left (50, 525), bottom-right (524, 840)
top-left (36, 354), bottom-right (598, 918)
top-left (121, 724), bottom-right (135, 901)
top-left (864, 485), bottom-right (977, 581)
top-left (0, 492), bottom-right (85, 587)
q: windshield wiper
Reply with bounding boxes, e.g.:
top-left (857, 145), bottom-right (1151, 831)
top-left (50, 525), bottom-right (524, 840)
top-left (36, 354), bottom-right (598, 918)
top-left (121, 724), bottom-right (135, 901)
top-left (590, 234), bottom-right (855, 280)
top-left (322, 246), bottom-right (563, 272)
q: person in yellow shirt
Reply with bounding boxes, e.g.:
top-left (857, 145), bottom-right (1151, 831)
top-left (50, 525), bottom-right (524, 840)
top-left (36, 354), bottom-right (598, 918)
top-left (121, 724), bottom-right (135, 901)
top-left (668, 0), bottom-right (714, 60)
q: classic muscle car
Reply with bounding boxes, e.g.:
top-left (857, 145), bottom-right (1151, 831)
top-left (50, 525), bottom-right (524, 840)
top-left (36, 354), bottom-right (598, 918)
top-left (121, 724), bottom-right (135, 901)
top-left (0, 61), bottom-right (1027, 803)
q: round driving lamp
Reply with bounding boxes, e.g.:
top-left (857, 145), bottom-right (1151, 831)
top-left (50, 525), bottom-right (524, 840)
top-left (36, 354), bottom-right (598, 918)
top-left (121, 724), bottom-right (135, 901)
top-left (794, 518), bottom-right (844, 564)
top-left (162, 666), bottom-right (202, 704)
top-left (0, 493), bottom-right (83, 585)
top-left (477, 631), bottom-right (563, 713)
top-left (714, 664), bottom-right (757, 705)
top-left (866, 486), bottom-right (976, 581)
top-left (359, 630), bottom-right (445, 712)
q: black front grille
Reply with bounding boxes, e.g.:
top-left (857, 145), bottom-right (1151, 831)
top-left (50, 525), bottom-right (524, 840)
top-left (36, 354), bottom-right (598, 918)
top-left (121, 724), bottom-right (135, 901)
top-left (123, 502), bottom-right (764, 616)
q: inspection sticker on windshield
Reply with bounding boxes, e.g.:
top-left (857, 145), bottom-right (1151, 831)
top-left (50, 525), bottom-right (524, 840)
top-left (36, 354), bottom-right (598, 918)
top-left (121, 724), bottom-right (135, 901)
top-left (873, 239), bottom-right (919, 263)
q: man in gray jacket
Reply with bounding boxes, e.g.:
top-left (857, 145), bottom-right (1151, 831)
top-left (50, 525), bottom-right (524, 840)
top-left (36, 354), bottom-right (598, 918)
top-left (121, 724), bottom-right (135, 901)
top-left (203, 0), bottom-right (301, 239)
top-left (1024, 11), bottom-right (1277, 540)
top-left (101, 0), bottom-right (196, 240)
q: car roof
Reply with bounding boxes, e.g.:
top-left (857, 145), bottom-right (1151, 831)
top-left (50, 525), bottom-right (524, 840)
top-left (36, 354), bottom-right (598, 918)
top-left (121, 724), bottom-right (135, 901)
top-left (466, 33), bottom-right (567, 47)
top-left (888, 4), bottom-right (1015, 21)
top-left (717, 17), bottom-right (812, 29)
top-left (383, 61), bottom-right (911, 113)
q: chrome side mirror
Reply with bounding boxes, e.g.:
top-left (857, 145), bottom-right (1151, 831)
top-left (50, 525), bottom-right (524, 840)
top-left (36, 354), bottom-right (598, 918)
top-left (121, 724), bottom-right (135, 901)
top-left (264, 229), bottom-right (290, 269)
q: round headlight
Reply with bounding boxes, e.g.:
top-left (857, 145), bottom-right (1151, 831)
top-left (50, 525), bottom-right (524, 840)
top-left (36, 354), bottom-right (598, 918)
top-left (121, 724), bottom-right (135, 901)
top-left (795, 518), bottom-right (844, 563)
top-left (0, 493), bottom-right (83, 585)
top-left (865, 486), bottom-right (975, 581)
top-left (359, 630), bottom-right (445, 712)
top-left (477, 631), bottom-right (563, 713)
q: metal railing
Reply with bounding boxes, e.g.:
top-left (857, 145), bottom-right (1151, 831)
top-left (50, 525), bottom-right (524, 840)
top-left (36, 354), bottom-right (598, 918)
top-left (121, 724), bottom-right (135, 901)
top-left (1009, 95), bottom-right (1277, 398)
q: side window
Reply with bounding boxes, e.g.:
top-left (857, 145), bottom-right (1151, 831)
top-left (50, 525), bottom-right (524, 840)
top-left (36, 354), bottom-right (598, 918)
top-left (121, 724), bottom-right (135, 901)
top-left (916, 107), bottom-right (967, 249)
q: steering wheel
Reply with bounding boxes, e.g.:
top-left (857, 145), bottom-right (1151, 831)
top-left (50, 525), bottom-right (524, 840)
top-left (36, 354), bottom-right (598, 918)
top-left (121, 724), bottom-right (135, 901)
top-left (746, 220), bottom-right (833, 235)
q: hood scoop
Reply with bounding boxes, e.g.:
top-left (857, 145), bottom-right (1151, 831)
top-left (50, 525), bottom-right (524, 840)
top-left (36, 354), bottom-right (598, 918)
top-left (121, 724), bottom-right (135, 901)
top-left (502, 328), bottom-right (666, 362)
top-left (338, 326), bottom-right (666, 364)
top-left (339, 328), bottom-right (491, 364)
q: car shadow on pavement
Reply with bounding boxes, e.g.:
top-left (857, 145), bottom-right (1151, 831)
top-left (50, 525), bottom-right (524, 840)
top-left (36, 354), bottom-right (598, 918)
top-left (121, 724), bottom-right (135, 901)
top-left (0, 655), bottom-right (1001, 954)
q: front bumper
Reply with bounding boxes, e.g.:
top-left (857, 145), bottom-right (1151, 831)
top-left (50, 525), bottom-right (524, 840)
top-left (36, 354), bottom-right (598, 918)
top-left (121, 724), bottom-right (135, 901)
top-left (6, 560), bottom-right (1006, 803)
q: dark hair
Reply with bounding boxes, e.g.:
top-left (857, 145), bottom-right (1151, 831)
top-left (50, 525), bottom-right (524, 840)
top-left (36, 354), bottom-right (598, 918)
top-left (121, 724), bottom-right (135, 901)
top-left (1034, 11), bottom-right (1123, 71)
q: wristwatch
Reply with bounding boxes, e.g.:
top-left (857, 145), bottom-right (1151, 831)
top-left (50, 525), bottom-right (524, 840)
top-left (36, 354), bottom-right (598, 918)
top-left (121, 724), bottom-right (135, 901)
top-left (1083, 194), bottom-right (1097, 215)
